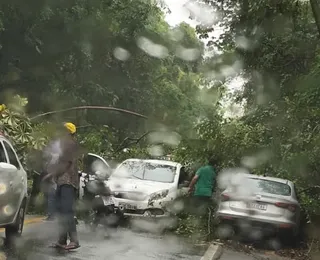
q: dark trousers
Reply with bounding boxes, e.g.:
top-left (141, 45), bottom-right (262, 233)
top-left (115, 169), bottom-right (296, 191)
top-left (190, 195), bottom-right (212, 216)
top-left (56, 184), bottom-right (78, 244)
top-left (45, 185), bottom-right (56, 218)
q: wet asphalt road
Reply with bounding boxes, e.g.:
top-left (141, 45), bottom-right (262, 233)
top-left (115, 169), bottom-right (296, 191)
top-left (220, 250), bottom-right (255, 260)
top-left (0, 221), bottom-right (206, 260)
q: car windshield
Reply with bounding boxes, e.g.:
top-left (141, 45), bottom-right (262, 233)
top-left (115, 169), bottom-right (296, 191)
top-left (112, 161), bottom-right (176, 183)
top-left (248, 178), bottom-right (291, 196)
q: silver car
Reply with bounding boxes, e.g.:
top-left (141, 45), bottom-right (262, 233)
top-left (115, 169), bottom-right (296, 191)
top-left (0, 134), bottom-right (28, 238)
top-left (216, 173), bottom-right (301, 240)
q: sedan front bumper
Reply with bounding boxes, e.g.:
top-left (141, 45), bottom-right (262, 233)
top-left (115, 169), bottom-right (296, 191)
top-left (113, 197), bottom-right (172, 218)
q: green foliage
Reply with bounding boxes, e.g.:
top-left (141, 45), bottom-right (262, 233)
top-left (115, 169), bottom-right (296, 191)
top-left (0, 96), bottom-right (48, 175)
top-left (0, 0), bottom-right (209, 138)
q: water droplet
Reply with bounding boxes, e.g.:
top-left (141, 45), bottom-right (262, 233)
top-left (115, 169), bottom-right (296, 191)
top-left (113, 47), bottom-right (130, 61)
top-left (217, 167), bottom-right (250, 190)
top-left (268, 238), bottom-right (282, 250)
top-left (235, 36), bottom-right (251, 50)
top-left (241, 149), bottom-right (272, 168)
top-left (137, 37), bottom-right (168, 58)
top-left (148, 131), bottom-right (181, 147)
top-left (176, 46), bottom-right (200, 61)
top-left (3, 205), bottom-right (13, 216)
top-left (148, 145), bottom-right (164, 157)
top-left (91, 159), bottom-right (110, 178)
top-left (168, 28), bottom-right (184, 42)
top-left (184, 1), bottom-right (220, 28)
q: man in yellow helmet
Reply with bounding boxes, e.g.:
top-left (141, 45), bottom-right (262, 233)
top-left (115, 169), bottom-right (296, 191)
top-left (43, 122), bottom-right (83, 250)
top-left (0, 104), bottom-right (6, 113)
top-left (64, 122), bottom-right (77, 135)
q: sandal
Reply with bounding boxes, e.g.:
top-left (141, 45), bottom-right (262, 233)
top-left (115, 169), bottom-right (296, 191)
top-left (49, 243), bottom-right (66, 249)
top-left (65, 242), bottom-right (80, 250)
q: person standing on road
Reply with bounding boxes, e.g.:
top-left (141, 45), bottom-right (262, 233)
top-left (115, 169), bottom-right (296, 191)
top-left (42, 129), bottom-right (63, 222)
top-left (42, 173), bottom-right (57, 221)
top-left (43, 122), bottom-right (83, 250)
top-left (188, 156), bottom-right (217, 216)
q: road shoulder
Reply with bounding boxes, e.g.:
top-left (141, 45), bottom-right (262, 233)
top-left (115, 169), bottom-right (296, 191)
top-left (201, 243), bottom-right (223, 260)
top-left (0, 215), bottom-right (44, 233)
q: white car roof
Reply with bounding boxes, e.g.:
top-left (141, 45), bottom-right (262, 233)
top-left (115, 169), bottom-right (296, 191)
top-left (243, 173), bottom-right (292, 185)
top-left (123, 158), bottom-right (180, 167)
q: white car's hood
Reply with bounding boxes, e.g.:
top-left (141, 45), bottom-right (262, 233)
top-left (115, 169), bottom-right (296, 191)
top-left (107, 177), bottom-right (171, 195)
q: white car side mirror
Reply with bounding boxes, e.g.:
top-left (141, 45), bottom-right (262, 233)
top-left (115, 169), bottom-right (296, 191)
top-left (0, 162), bottom-right (17, 172)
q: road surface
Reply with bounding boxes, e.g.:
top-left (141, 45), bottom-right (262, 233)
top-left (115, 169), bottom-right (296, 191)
top-left (0, 221), bottom-right (206, 260)
top-left (0, 219), bottom-right (267, 260)
top-left (220, 249), bottom-right (256, 260)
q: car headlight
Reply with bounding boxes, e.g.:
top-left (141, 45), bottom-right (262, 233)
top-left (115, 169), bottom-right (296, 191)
top-left (0, 183), bottom-right (7, 195)
top-left (149, 189), bottom-right (169, 202)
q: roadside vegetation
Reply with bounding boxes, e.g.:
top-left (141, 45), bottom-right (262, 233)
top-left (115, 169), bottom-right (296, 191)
top-left (1, 0), bottom-right (320, 259)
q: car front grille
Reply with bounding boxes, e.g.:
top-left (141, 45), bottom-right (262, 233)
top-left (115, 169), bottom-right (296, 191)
top-left (113, 192), bottom-right (146, 201)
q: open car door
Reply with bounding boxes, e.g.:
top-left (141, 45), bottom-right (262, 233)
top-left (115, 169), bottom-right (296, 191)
top-left (79, 153), bottom-right (111, 199)
top-left (82, 153), bottom-right (111, 176)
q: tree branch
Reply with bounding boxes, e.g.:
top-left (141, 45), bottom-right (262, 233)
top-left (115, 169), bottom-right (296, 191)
top-left (310, 0), bottom-right (320, 38)
top-left (77, 124), bottom-right (93, 129)
top-left (30, 106), bottom-right (148, 121)
top-left (115, 130), bottom-right (158, 153)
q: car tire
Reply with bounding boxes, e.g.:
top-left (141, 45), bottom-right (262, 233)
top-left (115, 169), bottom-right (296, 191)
top-left (104, 213), bottom-right (119, 228)
top-left (5, 202), bottom-right (26, 240)
top-left (279, 228), bottom-right (299, 248)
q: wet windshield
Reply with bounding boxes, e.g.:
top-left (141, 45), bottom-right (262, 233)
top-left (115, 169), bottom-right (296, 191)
top-left (3, 0), bottom-right (318, 257)
top-left (112, 161), bottom-right (176, 183)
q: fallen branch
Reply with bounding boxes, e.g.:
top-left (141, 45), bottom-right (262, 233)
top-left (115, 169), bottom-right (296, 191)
top-left (30, 106), bottom-right (148, 121)
top-left (77, 124), bottom-right (94, 129)
top-left (115, 130), bottom-right (157, 153)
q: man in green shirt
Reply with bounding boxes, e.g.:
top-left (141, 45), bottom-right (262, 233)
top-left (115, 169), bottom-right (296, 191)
top-left (188, 157), bottom-right (217, 216)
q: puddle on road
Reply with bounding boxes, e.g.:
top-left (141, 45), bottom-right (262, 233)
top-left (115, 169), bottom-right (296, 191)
top-left (0, 224), bottom-right (204, 260)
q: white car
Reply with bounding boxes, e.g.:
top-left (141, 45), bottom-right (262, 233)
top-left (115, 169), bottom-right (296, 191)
top-left (79, 155), bottom-right (189, 218)
top-left (0, 134), bottom-right (28, 238)
top-left (216, 173), bottom-right (301, 240)
top-left (79, 153), bottom-right (112, 200)
top-left (107, 158), bottom-right (189, 218)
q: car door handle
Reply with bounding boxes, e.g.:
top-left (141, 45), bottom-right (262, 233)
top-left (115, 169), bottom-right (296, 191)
top-left (9, 181), bottom-right (13, 187)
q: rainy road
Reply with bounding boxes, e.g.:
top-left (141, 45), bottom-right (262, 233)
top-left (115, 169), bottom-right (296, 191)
top-left (0, 221), bottom-right (206, 260)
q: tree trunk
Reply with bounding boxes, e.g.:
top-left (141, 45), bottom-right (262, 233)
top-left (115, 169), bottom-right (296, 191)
top-left (310, 0), bottom-right (320, 37)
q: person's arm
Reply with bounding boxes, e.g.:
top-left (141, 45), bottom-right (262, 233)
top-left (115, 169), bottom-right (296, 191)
top-left (42, 159), bottom-right (70, 181)
top-left (43, 138), bottom-right (73, 181)
top-left (188, 169), bottom-right (201, 193)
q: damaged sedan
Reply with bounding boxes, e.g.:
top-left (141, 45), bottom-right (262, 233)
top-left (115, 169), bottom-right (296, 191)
top-left (106, 159), bottom-right (189, 219)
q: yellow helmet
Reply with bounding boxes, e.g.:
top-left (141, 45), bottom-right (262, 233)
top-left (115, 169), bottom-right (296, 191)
top-left (0, 104), bottom-right (6, 112)
top-left (64, 122), bottom-right (76, 134)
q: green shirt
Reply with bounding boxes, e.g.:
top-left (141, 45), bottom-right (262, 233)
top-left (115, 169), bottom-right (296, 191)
top-left (194, 165), bottom-right (216, 197)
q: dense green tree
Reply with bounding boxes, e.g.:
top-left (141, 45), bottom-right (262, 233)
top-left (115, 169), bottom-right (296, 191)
top-left (0, 0), bottom-right (210, 142)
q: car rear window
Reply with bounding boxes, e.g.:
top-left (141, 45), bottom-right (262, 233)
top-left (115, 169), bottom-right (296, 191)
top-left (248, 178), bottom-right (291, 196)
